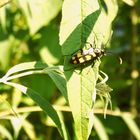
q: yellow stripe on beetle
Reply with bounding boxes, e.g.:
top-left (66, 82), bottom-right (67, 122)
top-left (79, 58), bottom-right (85, 63)
top-left (85, 55), bottom-right (93, 61)
top-left (77, 52), bottom-right (83, 58)
top-left (70, 46), bottom-right (105, 65)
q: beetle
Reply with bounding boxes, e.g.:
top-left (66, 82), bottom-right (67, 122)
top-left (70, 43), bottom-right (105, 65)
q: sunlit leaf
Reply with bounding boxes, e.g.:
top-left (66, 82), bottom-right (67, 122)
top-left (12, 88), bottom-right (22, 108)
top-left (23, 120), bottom-right (36, 140)
top-left (122, 0), bottom-right (135, 6)
top-left (0, 37), bottom-right (14, 70)
top-left (93, 0), bottom-right (118, 43)
top-left (39, 24), bottom-right (61, 65)
top-left (0, 124), bottom-right (13, 140)
top-left (0, 0), bottom-right (11, 8)
top-left (93, 115), bottom-right (109, 140)
top-left (18, 0), bottom-right (62, 35)
top-left (121, 113), bottom-right (140, 140)
top-left (60, 0), bottom-right (101, 139)
top-left (11, 114), bottom-right (28, 139)
top-left (0, 0), bottom-right (11, 32)
top-left (0, 6), bottom-right (6, 32)
top-left (3, 61), bottom-right (47, 78)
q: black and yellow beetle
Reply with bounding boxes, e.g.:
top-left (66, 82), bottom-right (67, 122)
top-left (70, 43), bottom-right (105, 65)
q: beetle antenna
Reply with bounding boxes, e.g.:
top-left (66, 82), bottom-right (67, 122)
top-left (105, 51), bottom-right (122, 64)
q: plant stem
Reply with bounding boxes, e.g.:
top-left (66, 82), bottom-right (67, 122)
top-left (130, 7), bottom-right (138, 117)
top-left (0, 105), bottom-right (133, 118)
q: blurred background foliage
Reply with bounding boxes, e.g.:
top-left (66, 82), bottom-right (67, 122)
top-left (0, 0), bottom-right (140, 140)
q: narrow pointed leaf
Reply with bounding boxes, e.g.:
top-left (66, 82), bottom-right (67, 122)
top-left (93, 115), bottom-right (109, 140)
top-left (3, 61), bottom-right (47, 78)
top-left (44, 66), bottom-right (68, 102)
top-left (121, 113), bottom-right (140, 140)
top-left (0, 124), bottom-right (13, 140)
top-left (5, 81), bottom-right (69, 140)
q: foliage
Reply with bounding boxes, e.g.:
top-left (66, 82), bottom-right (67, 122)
top-left (0, 0), bottom-right (140, 140)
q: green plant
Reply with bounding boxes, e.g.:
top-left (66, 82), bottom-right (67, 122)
top-left (0, 0), bottom-right (140, 140)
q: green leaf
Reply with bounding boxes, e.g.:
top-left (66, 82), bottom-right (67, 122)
top-left (18, 0), bottom-right (62, 35)
top-left (21, 74), bottom-right (56, 100)
top-left (39, 24), bottom-right (61, 65)
top-left (59, 0), bottom-right (118, 139)
top-left (0, 124), bottom-right (13, 140)
top-left (44, 66), bottom-right (68, 102)
top-left (22, 120), bottom-right (36, 140)
top-left (60, 0), bottom-right (101, 139)
top-left (5, 81), bottom-right (70, 140)
top-left (122, 0), bottom-right (135, 6)
top-left (67, 64), bottom-right (100, 140)
top-left (93, 115), bottom-right (109, 140)
top-left (0, 6), bottom-right (6, 32)
top-left (3, 61), bottom-right (48, 79)
top-left (0, 0), bottom-right (11, 8)
top-left (121, 113), bottom-right (140, 140)
top-left (0, 36), bottom-right (14, 70)
top-left (1, 62), bottom-right (67, 102)
top-left (93, 0), bottom-right (118, 43)
top-left (60, 0), bottom-right (101, 55)
top-left (0, 63), bottom-right (69, 139)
